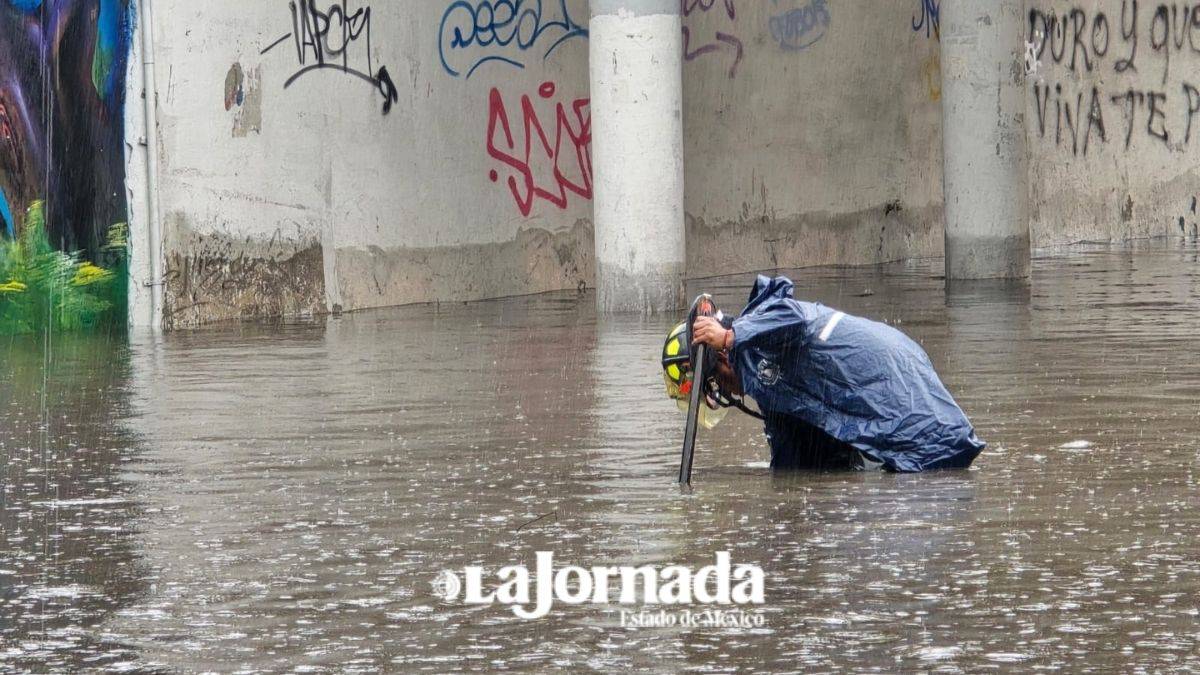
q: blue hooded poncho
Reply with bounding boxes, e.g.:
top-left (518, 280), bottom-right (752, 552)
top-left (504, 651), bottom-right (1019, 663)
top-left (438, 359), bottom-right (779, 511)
top-left (729, 275), bottom-right (985, 472)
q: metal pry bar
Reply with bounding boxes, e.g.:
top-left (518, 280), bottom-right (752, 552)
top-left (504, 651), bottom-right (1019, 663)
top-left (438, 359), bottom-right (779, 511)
top-left (679, 294), bottom-right (716, 485)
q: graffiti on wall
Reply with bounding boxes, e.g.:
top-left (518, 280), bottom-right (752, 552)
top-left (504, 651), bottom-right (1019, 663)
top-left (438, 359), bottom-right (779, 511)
top-left (439, 0), bottom-right (588, 79)
top-left (686, 0), bottom-right (827, 78)
top-left (1028, 2), bottom-right (1200, 156)
top-left (487, 81), bottom-right (592, 217)
top-left (682, 0), bottom-right (743, 78)
top-left (912, 0), bottom-right (941, 103)
top-left (261, 0), bottom-right (399, 115)
top-left (0, 0), bottom-right (132, 333)
top-left (768, 0), bottom-right (830, 51)
top-left (912, 0), bottom-right (940, 40)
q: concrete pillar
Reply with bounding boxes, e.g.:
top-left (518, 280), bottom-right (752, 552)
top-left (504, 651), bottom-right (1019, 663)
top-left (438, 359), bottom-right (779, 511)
top-left (939, 0), bottom-right (1030, 280)
top-left (589, 0), bottom-right (685, 313)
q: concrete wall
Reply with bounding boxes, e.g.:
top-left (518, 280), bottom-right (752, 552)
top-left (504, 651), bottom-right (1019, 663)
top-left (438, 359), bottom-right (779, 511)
top-left (141, 0), bottom-right (594, 328)
top-left (1025, 0), bottom-right (1200, 246)
top-left (130, 0), bottom-right (953, 327)
top-left (681, 0), bottom-right (947, 275)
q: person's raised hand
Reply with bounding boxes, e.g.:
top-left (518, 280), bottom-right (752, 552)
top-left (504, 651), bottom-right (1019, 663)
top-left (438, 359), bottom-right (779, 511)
top-left (692, 316), bottom-right (732, 352)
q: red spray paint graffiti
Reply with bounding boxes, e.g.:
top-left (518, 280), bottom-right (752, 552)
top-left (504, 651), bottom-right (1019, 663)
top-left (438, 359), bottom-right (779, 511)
top-left (487, 81), bottom-right (592, 217)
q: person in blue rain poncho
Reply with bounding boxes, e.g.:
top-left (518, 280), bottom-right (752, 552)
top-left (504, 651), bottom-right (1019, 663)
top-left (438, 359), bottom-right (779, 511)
top-left (666, 275), bottom-right (985, 473)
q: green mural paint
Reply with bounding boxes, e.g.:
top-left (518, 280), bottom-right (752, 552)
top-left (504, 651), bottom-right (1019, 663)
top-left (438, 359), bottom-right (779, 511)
top-left (0, 202), bottom-right (126, 334)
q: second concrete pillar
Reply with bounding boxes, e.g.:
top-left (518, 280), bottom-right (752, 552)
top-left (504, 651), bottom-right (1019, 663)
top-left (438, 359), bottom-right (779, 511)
top-left (939, 0), bottom-right (1031, 280)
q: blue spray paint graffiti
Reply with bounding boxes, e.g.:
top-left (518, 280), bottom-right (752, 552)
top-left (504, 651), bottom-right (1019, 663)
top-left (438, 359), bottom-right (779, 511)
top-left (912, 0), bottom-right (939, 40)
top-left (768, 0), bottom-right (830, 51)
top-left (438, 0), bottom-right (588, 79)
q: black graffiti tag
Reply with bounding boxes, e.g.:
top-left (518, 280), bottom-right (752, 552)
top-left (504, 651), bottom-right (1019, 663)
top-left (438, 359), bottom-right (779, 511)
top-left (262, 0), bottom-right (399, 115)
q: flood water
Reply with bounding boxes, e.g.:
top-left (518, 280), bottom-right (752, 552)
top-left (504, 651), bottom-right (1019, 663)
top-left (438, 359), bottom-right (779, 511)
top-left (2, 243), bottom-right (1200, 672)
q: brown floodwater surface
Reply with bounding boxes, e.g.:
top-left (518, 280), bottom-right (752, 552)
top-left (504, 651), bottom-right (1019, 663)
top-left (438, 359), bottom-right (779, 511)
top-left (2, 243), bottom-right (1200, 672)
